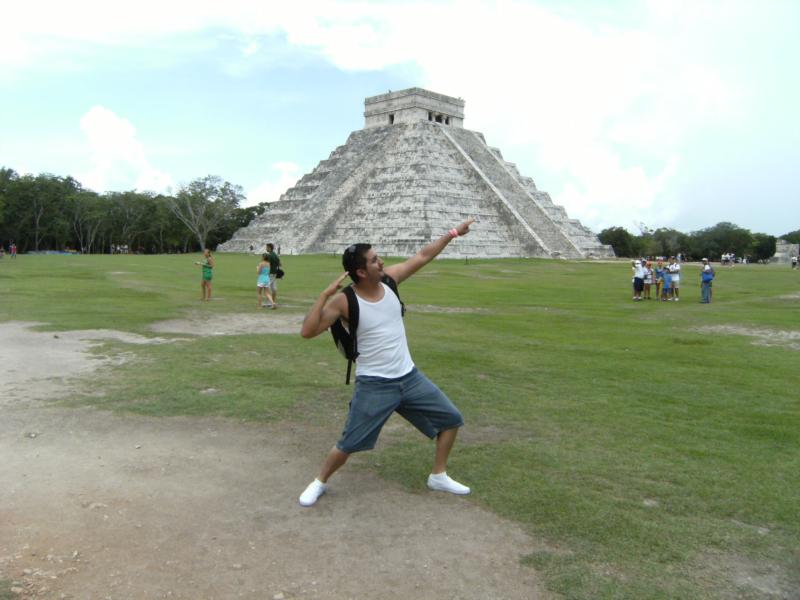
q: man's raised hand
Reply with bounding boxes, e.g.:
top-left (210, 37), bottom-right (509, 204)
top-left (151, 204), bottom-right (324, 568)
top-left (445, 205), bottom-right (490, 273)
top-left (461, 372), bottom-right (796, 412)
top-left (456, 217), bottom-right (476, 237)
top-left (324, 271), bottom-right (350, 297)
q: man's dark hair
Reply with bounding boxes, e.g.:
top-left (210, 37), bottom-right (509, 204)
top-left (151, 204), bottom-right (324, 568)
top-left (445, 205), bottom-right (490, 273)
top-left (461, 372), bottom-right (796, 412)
top-left (266, 243), bottom-right (274, 252)
top-left (343, 243), bottom-right (372, 283)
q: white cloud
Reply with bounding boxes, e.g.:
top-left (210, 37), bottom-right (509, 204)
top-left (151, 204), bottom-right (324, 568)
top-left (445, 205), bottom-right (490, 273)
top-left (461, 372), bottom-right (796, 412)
top-left (246, 162), bottom-right (301, 207)
top-left (248, 0), bottom-right (746, 231)
top-left (554, 152), bottom-right (681, 233)
top-left (241, 40), bottom-right (259, 57)
top-left (7, 0), bottom-right (788, 232)
top-left (78, 105), bottom-right (173, 194)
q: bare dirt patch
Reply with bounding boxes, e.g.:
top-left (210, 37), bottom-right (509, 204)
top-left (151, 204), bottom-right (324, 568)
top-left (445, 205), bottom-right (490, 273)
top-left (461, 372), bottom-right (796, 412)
top-left (0, 322), bottom-right (548, 599)
top-left (149, 312), bottom-right (305, 336)
top-left (0, 322), bottom-right (178, 407)
top-left (407, 304), bottom-right (489, 314)
top-left (697, 551), bottom-right (796, 599)
top-left (694, 325), bottom-right (800, 351)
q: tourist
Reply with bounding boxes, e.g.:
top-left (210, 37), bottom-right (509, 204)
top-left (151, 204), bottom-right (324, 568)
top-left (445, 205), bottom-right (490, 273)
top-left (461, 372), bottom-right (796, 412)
top-left (792, 256), bottom-right (797, 270)
top-left (662, 264), bottom-right (673, 301)
top-left (632, 260), bottom-right (644, 301)
top-left (700, 258), bottom-right (715, 303)
top-left (654, 259), bottom-right (665, 300)
top-left (256, 253), bottom-right (275, 309)
top-left (266, 243), bottom-right (281, 307)
top-left (297, 218), bottom-right (475, 507)
top-left (643, 261), bottom-right (654, 299)
top-left (194, 248), bottom-right (215, 302)
top-left (668, 256), bottom-right (681, 301)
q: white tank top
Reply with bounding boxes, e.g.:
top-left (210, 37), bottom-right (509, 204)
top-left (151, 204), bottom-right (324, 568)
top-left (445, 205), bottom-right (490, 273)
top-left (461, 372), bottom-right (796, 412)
top-left (354, 282), bottom-right (415, 378)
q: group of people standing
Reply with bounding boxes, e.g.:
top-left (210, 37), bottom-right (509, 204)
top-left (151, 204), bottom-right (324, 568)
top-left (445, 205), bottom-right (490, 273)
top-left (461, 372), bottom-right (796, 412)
top-left (631, 257), bottom-right (684, 301)
top-left (0, 241), bottom-right (17, 259)
top-left (631, 257), bottom-right (715, 303)
top-left (193, 243), bottom-right (282, 307)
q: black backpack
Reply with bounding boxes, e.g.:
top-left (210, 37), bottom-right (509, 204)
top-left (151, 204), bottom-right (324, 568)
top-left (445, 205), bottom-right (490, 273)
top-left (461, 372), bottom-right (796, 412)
top-left (329, 274), bottom-right (405, 384)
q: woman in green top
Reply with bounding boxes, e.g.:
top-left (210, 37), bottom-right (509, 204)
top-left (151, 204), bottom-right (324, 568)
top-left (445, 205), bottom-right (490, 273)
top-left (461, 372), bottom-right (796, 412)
top-left (195, 248), bottom-right (215, 301)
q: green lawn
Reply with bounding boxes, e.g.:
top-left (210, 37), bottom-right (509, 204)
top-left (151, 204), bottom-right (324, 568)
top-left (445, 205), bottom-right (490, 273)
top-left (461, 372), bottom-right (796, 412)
top-left (1, 252), bottom-right (798, 599)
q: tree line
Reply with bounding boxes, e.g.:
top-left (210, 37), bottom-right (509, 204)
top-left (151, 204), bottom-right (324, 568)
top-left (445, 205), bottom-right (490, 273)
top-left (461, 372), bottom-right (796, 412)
top-left (2, 165), bottom-right (794, 260)
top-left (597, 222), bottom-right (791, 262)
top-left (0, 167), bottom-right (268, 254)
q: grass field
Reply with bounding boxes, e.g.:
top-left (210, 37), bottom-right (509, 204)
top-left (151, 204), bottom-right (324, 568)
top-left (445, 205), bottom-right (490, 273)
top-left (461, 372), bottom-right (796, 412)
top-left (1, 252), bottom-right (798, 599)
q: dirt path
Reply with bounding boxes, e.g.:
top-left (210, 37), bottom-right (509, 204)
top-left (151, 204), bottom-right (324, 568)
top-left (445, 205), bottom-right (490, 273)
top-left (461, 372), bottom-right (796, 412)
top-left (0, 323), bottom-right (546, 599)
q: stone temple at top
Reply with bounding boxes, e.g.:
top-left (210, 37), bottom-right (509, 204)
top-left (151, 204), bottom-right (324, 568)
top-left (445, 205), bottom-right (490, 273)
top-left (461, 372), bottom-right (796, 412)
top-left (219, 88), bottom-right (612, 259)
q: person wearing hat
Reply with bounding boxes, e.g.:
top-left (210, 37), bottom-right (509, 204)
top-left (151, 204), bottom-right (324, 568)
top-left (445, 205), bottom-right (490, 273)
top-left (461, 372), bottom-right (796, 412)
top-left (632, 260), bottom-right (645, 301)
top-left (700, 258), bottom-right (715, 303)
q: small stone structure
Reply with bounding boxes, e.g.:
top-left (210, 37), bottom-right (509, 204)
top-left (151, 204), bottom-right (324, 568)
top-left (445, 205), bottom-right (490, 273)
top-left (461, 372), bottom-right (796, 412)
top-left (772, 239), bottom-right (799, 264)
top-left (364, 88), bottom-right (464, 128)
top-left (219, 88), bottom-right (613, 259)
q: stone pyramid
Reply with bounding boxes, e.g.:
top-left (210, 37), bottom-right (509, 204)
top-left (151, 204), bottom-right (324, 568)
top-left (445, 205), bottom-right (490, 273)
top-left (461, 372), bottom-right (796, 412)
top-left (219, 88), bottom-right (612, 259)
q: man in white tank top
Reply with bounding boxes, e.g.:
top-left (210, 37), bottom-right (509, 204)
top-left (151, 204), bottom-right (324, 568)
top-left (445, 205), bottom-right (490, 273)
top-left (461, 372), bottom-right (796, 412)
top-left (298, 218), bottom-right (475, 506)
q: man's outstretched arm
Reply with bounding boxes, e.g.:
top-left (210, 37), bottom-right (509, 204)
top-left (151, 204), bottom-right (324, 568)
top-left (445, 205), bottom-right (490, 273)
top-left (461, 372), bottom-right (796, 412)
top-left (385, 218), bottom-right (475, 284)
top-left (301, 272), bottom-right (350, 339)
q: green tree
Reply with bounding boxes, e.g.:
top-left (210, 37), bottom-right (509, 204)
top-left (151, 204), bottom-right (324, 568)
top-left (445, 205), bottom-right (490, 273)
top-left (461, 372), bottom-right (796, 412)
top-left (598, 226), bottom-right (637, 257)
top-left (780, 228), bottom-right (800, 244)
top-left (1, 173), bottom-right (82, 251)
top-left (634, 233), bottom-right (660, 256)
top-left (168, 175), bottom-right (245, 250)
top-left (0, 167), bottom-right (19, 230)
top-left (750, 233), bottom-right (777, 262)
top-left (650, 228), bottom-right (689, 258)
top-left (207, 201), bottom-right (269, 249)
top-left (106, 191), bottom-right (156, 252)
top-left (145, 195), bottom-right (184, 253)
top-left (689, 222), bottom-right (753, 261)
top-left (67, 190), bottom-right (106, 253)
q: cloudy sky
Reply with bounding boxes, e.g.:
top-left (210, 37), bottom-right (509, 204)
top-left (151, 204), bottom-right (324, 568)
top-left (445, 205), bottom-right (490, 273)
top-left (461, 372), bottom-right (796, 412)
top-left (2, 0), bottom-right (798, 236)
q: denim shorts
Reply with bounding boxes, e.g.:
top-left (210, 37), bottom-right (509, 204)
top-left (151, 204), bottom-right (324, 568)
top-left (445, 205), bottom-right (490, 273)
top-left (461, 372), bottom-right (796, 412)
top-left (336, 367), bottom-right (464, 454)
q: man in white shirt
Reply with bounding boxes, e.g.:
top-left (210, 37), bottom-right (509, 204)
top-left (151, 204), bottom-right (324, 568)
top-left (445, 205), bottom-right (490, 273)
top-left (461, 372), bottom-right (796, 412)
top-left (297, 219), bottom-right (475, 507)
top-left (632, 260), bottom-right (645, 301)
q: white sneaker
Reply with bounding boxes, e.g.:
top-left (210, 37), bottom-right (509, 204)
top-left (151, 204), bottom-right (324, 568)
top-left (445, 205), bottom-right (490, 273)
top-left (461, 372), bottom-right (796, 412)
top-left (299, 478), bottom-right (327, 507)
top-left (427, 472), bottom-right (470, 495)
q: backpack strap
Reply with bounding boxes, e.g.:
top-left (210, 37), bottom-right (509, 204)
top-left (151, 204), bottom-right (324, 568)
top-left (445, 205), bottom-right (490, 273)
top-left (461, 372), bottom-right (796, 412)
top-left (381, 274), bottom-right (405, 316)
top-left (342, 285), bottom-right (359, 384)
top-left (339, 278), bottom-right (402, 385)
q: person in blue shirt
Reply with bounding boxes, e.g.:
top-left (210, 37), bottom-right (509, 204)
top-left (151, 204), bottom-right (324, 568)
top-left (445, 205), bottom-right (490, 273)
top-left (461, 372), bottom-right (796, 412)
top-left (700, 258), bottom-right (715, 303)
